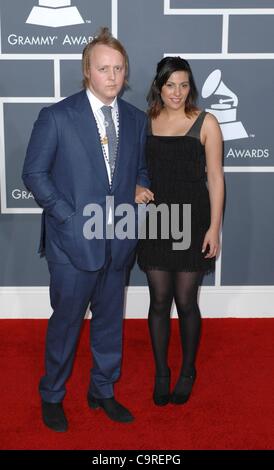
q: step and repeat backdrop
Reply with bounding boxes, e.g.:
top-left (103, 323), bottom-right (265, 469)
top-left (0, 1), bottom-right (274, 316)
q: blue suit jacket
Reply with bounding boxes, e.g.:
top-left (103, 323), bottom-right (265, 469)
top-left (22, 90), bottom-right (150, 271)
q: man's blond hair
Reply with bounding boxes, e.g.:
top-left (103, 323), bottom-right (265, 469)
top-left (82, 27), bottom-right (129, 89)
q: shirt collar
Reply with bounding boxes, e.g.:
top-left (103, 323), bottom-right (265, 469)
top-left (86, 88), bottom-right (118, 113)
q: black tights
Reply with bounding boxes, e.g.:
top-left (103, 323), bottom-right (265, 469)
top-left (147, 270), bottom-right (202, 377)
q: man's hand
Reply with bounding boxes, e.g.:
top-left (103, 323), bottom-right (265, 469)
top-left (135, 185), bottom-right (154, 204)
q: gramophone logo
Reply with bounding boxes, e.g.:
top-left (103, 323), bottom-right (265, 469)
top-left (202, 69), bottom-right (248, 141)
top-left (26, 0), bottom-right (84, 28)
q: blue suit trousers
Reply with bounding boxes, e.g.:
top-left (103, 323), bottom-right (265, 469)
top-left (39, 242), bottom-right (127, 402)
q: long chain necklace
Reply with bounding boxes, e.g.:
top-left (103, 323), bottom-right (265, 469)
top-left (95, 111), bottom-right (119, 174)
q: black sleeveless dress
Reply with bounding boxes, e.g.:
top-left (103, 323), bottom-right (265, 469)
top-left (137, 111), bottom-right (215, 273)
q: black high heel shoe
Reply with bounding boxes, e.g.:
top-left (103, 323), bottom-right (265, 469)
top-left (170, 370), bottom-right (196, 405)
top-left (153, 368), bottom-right (171, 406)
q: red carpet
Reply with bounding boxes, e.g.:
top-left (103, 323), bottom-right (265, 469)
top-left (0, 318), bottom-right (273, 450)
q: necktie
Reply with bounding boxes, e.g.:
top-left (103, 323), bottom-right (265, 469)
top-left (101, 105), bottom-right (118, 180)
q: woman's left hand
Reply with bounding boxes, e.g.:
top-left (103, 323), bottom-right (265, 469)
top-left (202, 228), bottom-right (220, 258)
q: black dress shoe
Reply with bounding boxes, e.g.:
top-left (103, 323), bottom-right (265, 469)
top-left (41, 400), bottom-right (68, 432)
top-left (170, 370), bottom-right (196, 405)
top-left (153, 369), bottom-right (170, 406)
top-left (87, 395), bottom-right (134, 423)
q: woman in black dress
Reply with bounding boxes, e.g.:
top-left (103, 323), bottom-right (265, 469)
top-left (136, 57), bottom-right (224, 406)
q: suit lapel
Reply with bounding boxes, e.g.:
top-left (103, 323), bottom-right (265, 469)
top-left (111, 98), bottom-right (135, 192)
top-left (68, 90), bottom-right (110, 190)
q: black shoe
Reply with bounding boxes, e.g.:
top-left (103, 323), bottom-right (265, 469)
top-left (153, 369), bottom-right (170, 406)
top-left (41, 400), bottom-right (68, 432)
top-left (170, 370), bottom-right (196, 405)
top-left (87, 395), bottom-right (134, 423)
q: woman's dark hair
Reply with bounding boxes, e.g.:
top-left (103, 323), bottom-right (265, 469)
top-left (147, 56), bottom-right (198, 118)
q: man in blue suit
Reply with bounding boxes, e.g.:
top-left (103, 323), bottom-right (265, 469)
top-left (22, 27), bottom-right (153, 432)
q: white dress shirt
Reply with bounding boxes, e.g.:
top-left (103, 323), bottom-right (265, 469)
top-left (86, 88), bottom-right (119, 185)
top-left (86, 88), bottom-right (119, 224)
